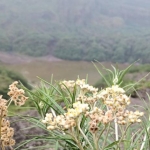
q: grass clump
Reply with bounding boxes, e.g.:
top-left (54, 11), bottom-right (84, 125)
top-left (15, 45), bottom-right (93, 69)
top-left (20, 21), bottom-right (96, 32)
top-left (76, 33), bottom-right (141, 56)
top-left (0, 67), bottom-right (31, 99)
top-left (128, 64), bottom-right (150, 73)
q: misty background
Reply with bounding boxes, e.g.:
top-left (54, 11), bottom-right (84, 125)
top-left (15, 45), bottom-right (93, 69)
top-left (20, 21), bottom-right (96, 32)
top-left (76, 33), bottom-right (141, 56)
top-left (0, 0), bottom-right (150, 62)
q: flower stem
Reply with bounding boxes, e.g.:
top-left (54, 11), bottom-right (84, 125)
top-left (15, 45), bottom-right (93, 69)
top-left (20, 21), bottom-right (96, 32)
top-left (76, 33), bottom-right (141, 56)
top-left (97, 125), bottom-right (107, 141)
top-left (114, 117), bottom-right (119, 141)
top-left (93, 133), bottom-right (99, 150)
top-left (74, 137), bottom-right (84, 150)
top-left (102, 123), bottom-right (111, 150)
top-left (78, 122), bottom-right (93, 150)
top-left (117, 124), bottom-right (131, 149)
top-left (67, 129), bottom-right (84, 150)
top-left (7, 98), bottom-right (12, 108)
top-left (140, 127), bottom-right (150, 150)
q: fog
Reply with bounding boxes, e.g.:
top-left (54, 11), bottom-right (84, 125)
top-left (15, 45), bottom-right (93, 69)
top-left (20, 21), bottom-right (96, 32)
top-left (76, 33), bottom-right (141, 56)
top-left (0, 0), bottom-right (150, 65)
top-left (1, 0), bottom-right (150, 32)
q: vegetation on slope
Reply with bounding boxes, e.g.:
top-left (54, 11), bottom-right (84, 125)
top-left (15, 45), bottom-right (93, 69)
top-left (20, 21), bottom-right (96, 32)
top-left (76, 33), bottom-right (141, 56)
top-left (0, 66), bottom-right (31, 99)
top-left (0, 0), bottom-right (150, 62)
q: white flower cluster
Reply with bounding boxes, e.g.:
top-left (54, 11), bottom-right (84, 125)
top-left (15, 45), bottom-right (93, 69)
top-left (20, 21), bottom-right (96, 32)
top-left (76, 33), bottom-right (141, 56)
top-left (42, 113), bottom-right (76, 130)
top-left (42, 80), bottom-right (144, 134)
top-left (117, 110), bottom-right (144, 125)
top-left (61, 79), bottom-right (99, 104)
top-left (77, 80), bottom-right (99, 104)
top-left (60, 79), bottom-right (98, 93)
top-left (96, 85), bottom-right (144, 125)
top-left (60, 80), bottom-right (76, 91)
top-left (86, 107), bottom-right (113, 133)
top-left (77, 93), bottom-right (98, 104)
top-left (7, 81), bottom-right (28, 106)
top-left (65, 101), bottom-right (89, 118)
top-left (60, 79), bottom-right (86, 91)
top-left (42, 101), bottom-right (89, 130)
top-left (98, 85), bottom-right (130, 110)
top-left (0, 96), bottom-right (15, 148)
top-left (80, 84), bottom-right (98, 94)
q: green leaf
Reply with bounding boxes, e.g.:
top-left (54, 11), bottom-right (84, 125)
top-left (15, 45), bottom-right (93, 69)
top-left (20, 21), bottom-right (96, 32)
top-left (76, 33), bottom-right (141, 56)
top-left (104, 141), bottom-right (119, 149)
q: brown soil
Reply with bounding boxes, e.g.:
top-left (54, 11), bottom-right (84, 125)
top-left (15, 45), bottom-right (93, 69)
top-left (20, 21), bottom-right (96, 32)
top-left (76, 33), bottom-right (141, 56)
top-left (10, 110), bottom-right (50, 150)
top-left (0, 52), bottom-right (61, 64)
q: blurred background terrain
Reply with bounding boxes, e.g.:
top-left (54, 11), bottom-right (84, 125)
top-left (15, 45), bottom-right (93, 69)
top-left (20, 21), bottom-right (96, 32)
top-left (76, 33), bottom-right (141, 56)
top-left (0, 0), bottom-right (150, 97)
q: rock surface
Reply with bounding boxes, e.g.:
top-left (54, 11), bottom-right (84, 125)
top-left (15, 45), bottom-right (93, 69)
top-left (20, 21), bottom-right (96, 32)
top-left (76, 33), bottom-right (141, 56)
top-left (9, 110), bottom-right (49, 150)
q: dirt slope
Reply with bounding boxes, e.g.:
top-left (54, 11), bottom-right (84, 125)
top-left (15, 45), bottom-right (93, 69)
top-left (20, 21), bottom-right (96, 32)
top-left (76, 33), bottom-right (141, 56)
top-left (0, 52), bottom-right (61, 64)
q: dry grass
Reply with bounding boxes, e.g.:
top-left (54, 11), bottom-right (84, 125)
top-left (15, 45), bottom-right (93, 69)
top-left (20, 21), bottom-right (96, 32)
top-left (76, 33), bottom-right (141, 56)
top-left (5, 60), bottom-right (99, 84)
top-left (4, 59), bottom-right (129, 85)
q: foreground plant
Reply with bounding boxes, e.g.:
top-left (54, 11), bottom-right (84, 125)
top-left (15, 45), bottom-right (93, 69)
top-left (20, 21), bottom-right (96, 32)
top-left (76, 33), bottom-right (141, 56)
top-left (39, 79), bottom-right (143, 150)
top-left (0, 81), bottom-right (28, 150)
top-left (8, 64), bottom-right (150, 150)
